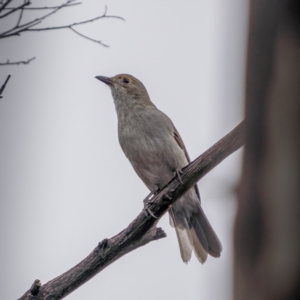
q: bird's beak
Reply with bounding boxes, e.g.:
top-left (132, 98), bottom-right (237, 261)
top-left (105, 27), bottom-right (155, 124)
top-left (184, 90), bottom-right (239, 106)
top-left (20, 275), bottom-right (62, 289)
top-left (95, 76), bottom-right (113, 86)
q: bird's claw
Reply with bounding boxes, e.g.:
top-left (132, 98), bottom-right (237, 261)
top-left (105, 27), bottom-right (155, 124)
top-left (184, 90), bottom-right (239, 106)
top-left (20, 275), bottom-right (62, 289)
top-left (176, 169), bottom-right (184, 184)
top-left (143, 207), bottom-right (158, 219)
top-left (143, 190), bottom-right (158, 218)
top-left (143, 191), bottom-right (154, 206)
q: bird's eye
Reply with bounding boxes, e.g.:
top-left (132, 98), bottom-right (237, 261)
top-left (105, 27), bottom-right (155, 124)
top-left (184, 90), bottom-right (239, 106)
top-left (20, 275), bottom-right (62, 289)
top-left (123, 78), bottom-right (130, 84)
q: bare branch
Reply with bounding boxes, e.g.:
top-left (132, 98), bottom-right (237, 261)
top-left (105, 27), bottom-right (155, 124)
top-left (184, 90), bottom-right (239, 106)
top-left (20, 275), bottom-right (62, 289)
top-left (0, 0), bottom-right (77, 37)
top-left (2, 2), bottom-right (80, 11)
top-left (0, 1), bottom-right (124, 38)
top-left (16, 1), bottom-right (27, 27)
top-left (0, 1), bottom-right (30, 18)
top-left (25, 0), bottom-right (75, 26)
top-left (69, 27), bottom-right (109, 47)
top-left (3, 20), bottom-right (42, 37)
top-left (25, 11), bottom-right (125, 32)
top-left (0, 0), bottom-right (12, 13)
top-left (0, 74), bottom-right (11, 98)
top-left (18, 121), bottom-right (245, 300)
top-left (0, 1), bottom-right (124, 64)
top-left (0, 57), bottom-right (35, 65)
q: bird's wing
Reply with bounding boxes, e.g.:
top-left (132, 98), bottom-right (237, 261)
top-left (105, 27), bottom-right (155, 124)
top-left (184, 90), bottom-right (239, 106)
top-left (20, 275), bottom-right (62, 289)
top-left (173, 126), bottom-right (201, 201)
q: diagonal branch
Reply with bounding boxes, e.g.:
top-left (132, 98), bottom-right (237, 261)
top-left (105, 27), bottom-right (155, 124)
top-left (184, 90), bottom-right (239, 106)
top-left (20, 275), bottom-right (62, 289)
top-left (0, 0), bottom-right (12, 13)
top-left (69, 27), bottom-right (109, 47)
top-left (0, 74), bottom-right (11, 98)
top-left (18, 121), bottom-right (245, 300)
top-left (0, 0), bottom-right (30, 18)
top-left (16, 0), bottom-right (27, 27)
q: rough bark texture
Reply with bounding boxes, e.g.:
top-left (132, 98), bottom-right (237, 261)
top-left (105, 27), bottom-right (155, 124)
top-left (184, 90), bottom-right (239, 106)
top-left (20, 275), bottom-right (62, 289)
top-left (19, 121), bottom-right (244, 300)
top-left (234, 1), bottom-right (300, 299)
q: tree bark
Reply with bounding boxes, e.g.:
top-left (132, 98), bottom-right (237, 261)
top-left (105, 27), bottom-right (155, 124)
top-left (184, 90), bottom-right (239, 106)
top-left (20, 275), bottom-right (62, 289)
top-left (234, 1), bottom-right (300, 299)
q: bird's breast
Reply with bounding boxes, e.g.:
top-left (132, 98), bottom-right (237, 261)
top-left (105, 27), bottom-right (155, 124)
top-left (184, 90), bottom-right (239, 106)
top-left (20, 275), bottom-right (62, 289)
top-left (117, 110), bottom-right (188, 190)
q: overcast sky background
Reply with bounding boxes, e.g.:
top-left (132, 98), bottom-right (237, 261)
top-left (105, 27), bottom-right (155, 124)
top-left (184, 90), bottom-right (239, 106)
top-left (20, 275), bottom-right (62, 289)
top-left (0, 1), bottom-right (248, 299)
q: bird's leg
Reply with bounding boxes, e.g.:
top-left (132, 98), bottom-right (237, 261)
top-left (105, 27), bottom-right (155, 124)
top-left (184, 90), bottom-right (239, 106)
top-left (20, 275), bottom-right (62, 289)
top-left (176, 169), bottom-right (184, 184)
top-left (143, 189), bottom-right (159, 219)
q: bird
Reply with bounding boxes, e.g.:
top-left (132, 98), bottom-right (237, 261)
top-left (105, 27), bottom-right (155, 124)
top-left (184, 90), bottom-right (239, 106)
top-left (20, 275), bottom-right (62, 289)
top-left (95, 73), bottom-right (222, 263)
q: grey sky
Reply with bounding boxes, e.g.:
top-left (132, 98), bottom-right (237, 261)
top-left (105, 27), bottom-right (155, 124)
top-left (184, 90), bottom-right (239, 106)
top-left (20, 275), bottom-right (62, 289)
top-left (0, 1), bottom-right (248, 299)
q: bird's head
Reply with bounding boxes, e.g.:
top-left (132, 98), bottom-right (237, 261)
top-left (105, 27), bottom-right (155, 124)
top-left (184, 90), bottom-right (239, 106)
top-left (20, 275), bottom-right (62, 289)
top-left (95, 74), bottom-right (154, 107)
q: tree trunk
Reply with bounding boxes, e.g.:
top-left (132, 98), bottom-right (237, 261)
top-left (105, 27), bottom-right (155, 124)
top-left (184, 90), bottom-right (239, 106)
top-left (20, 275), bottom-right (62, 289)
top-left (234, 1), bottom-right (300, 299)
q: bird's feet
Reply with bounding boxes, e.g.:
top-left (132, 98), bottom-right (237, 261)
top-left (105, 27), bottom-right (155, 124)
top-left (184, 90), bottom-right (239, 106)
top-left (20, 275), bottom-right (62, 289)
top-left (176, 169), bottom-right (184, 184)
top-left (143, 191), bottom-right (158, 219)
top-left (143, 191), bottom-right (155, 206)
top-left (144, 207), bottom-right (157, 219)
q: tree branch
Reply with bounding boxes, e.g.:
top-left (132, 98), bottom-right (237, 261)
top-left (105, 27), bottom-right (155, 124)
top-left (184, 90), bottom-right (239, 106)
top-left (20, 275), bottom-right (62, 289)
top-left (1, 2), bottom-right (81, 11)
top-left (24, 10), bottom-right (125, 33)
top-left (16, 1), bottom-right (26, 28)
top-left (18, 121), bottom-right (245, 300)
top-left (0, 1), bottom-right (30, 19)
top-left (0, 1), bottom-right (83, 37)
top-left (0, 74), bottom-right (10, 98)
top-left (0, 1), bottom-right (124, 65)
top-left (0, 57), bottom-right (35, 66)
top-left (0, 0), bottom-right (12, 13)
top-left (0, 2), bottom-right (124, 38)
top-left (69, 27), bottom-right (109, 47)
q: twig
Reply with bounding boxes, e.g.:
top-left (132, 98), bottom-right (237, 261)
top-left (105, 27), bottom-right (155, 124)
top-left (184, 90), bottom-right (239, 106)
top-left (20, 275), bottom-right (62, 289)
top-left (0, 0), bottom-right (11, 13)
top-left (16, 1), bottom-right (27, 27)
top-left (17, 121), bottom-right (245, 300)
top-left (0, 1), bottom-right (124, 53)
top-left (0, 4), bottom-right (124, 37)
top-left (25, 13), bottom-right (125, 32)
top-left (0, 1), bottom-right (30, 19)
top-left (0, 57), bottom-right (35, 66)
top-left (0, 74), bottom-right (11, 98)
top-left (2, 2), bottom-right (80, 11)
top-left (0, 0), bottom-right (76, 37)
top-left (69, 27), bottom-right (109, 47)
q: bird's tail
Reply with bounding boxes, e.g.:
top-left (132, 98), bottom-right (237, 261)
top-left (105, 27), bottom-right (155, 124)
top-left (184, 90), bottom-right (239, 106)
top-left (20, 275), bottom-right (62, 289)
top-left (169, 205), bottom-right (222, 263)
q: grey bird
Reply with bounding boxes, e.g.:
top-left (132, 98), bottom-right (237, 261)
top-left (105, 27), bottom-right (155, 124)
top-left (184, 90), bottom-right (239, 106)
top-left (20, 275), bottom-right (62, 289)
top-left (96, 74), bottom-right (222, 263)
